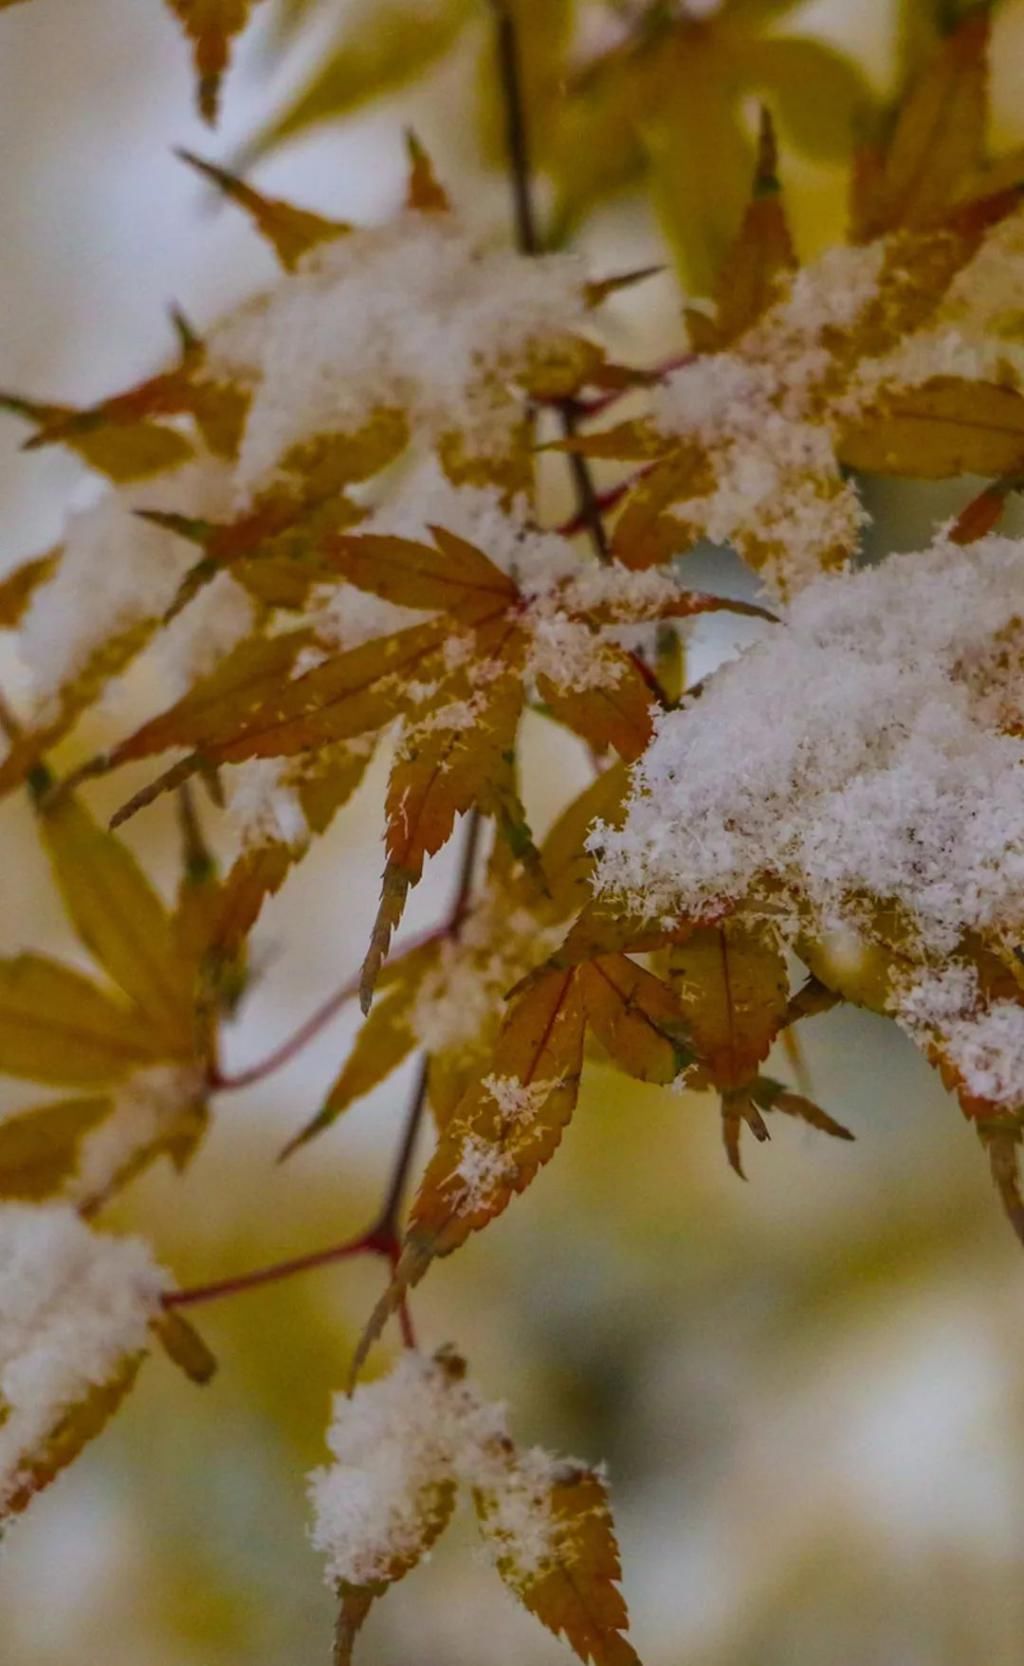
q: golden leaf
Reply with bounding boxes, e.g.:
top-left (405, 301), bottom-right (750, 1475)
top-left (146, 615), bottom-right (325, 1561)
top-left (36, 791), bottom-right (195, 1055)
top-left (152, 1308), bottom-right (218, 1385)
top-left (854, 10), bottom-right (990, 239)
top-left (3, 1353), bottom-right (144, 1520)
top-left (0, 1095), bottom-right (111, 1200)
top-left (0, 955), bottom-right (162, 1085)
top-left (580, 954), bottom-right (693, 1085)
top-left (284, 937), bottom-right (441, 1157)
top-left (176, 149), bottom-right (349, 269)
top-left (667, 923), bottom-right (789, 1092)
top-left (838, 376), bottom-right (1024, 478)
top-left (475, 1462), bottom-right (640, 1666)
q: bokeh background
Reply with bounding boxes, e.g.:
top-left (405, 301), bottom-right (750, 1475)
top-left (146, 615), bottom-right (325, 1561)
top-left (3, 2), bottom-right (1024, 1662)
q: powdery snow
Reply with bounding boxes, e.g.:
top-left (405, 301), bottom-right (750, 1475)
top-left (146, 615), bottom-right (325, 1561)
top-left (653, 244), bottom-right (888, 594)
top-left (224, 758), bottom-right (311, 852)
top-left (409, 894), bottom-right (562, 1058)
top-left (0, 1204), bottom-right (167, 1512)
top-left (593, 535), bottom-right (1024, 960)
top-left (452, 1134), bottom-right (518, 1215)
top-left (894, 963), bottom-right (1024, 1110)
top-left (217, 213), bottom-right (591, 498)
top-left (482, 1074), bottom-right (560, 1126)
top-left (308, 1350), bottom-right (588, 1594)
top-left (71, 1063), bottom-right (205, 1206)
top-left (19, 458), bottom-right (233, 715)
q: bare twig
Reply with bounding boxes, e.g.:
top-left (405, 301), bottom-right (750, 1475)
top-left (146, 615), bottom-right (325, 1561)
top-left (490, 0), bottom-right (612, 563)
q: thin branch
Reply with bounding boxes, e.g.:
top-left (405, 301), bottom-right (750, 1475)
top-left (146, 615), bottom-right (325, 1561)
top-left (208, 916), bottom-right (458, 1093)
top-left (490, 0), bottom-right (612, 564)
top-left (207, 974), bottom-right (361, 1093)
top-left (164, 1227), bottom-right (390, 1310)
top-left (560, 398), bottom-right (611, 561)
top-left (490, 0), bottom-right (539, 255)
top-left (173, 813), bottom-right (484, 1327)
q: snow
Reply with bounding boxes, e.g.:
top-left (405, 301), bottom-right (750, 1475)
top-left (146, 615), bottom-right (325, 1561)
top-left (152, 569), bottom-right (255, 700)
top-left (452, 1134), bottom-right (517, 1215)
top-left (309, 1351), bottom-right (500, 1587)
top-left (593, 535), bottom-right (1024, 961)
top-left (894, 964), bottom-right (1024, 1110)
top-left (309, 1349), bottom-right (587, 1594)
top-left (482, 1075), bottom-right (559, 1126)
top-left (71, 1064), bottom-right (205, 1206)
top-left (409, 895), bottom-right (562, 1058)
top-left (0, 1204), bottom-right (167, 1513)
top-left (309, 581), bottom-right (423, 654)
top-left (18, 459), bottom-right (233, 715)
top-left (654, 350), bottom-right (866, 596)
top-left (225, 758), bottom-right (310, 852)
top-left (220, 213), bottom-right (591, 499)
top-left (473, 1445), bottom-right (563, 1583)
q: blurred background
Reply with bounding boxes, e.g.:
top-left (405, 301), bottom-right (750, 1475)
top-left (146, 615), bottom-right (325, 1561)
top-left (3, 1), bottom-right (1024, 1662)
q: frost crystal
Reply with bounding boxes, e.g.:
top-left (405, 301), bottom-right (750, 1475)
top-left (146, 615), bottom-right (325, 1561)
top-left (0, 1204), bottom-right (167, 1512)
top-left (483, 1075), bottom-right (559, 1126)
top-left (594, 535), bottom-right (1024, 957)
top-left (453, 1134), bottom-right (517, 1215)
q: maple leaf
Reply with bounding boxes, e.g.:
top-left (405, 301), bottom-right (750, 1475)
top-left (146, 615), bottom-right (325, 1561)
top-left (563, 19), bottom-right (1024, 598)
top-left (95, 516), bottom-right (753, 1010)
top-left (310, 1346), bottom-right (639, 1666)
top-left (309, 1348), bottom-right (466, 1664)
top-left (175, 148), bottom-right (349, 269)
top-left (666, 923), bottom-right (789, 1094)
top-left (548, 0), bottom-right (872, 287)
top-left (851, 7), bottom-right (991, 240)
top-left (352, 967), bottom-right (586, 1370)
top-left (240, 0), bottom-right (473, 166)
top-left (0, 773), bottom-right (223, 1212)
top-left (0, 1203), bottom-right (211, 1522)
top-left (284, 761), bottom-right (630, 1157)
top-left (719, 1075), bottom-right (854, 1181)
top-left (475, 1463), bottom-right (640, 1666)
top-left (0, 307), bottom-right (248, 479)
top-left (579, 953), bottom-right (693, 1085)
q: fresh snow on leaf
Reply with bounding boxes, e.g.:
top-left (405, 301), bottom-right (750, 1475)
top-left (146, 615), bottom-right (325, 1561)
top-left (308, 1350), bottom-right (490, 1589)
top-left (309, 1348), bottom-right (637, 1665)
top-left (0, 1203), bottom-right (168, 1516)
top-left (594, 534), bottom-right (1024, 958)
top-left (214, 213), bottom-right (593, 497)
top-left (18, 459), bottom-right (233, 717)
top-left (70, 1062), bottom-right (206, 1206)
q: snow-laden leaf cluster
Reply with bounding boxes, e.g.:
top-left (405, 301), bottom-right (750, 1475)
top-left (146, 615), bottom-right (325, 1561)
top-left (3, 13), bottom-right (1024, 1661)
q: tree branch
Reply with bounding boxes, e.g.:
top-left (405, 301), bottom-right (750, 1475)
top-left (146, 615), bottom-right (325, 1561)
top-left (169, 811), bottom-right (484, 1335)
top-left (490, 0), bottom-right (611, 563)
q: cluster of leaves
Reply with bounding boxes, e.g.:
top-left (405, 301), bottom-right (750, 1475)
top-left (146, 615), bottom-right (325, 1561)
top-left (2, 4), bottom-right (1024, 1663)
top-left (312, 1347), bottom-right (638, 1666)
top-left (565, 15), bottom-right (1024, 592)
top-left (245, 0), bottom-right (874, 283)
